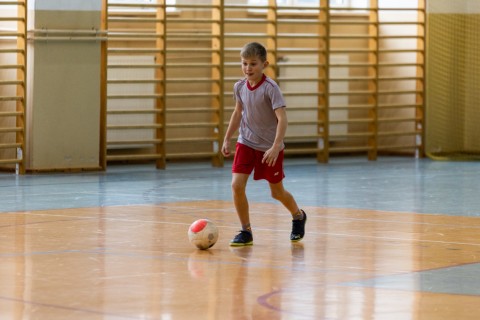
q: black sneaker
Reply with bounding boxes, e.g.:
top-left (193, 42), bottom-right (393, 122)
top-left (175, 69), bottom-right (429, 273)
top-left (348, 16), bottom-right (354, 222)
top-left (230, 230), bottom-right (253, 247)
top-left (290, 210), bottom-right (307, 242)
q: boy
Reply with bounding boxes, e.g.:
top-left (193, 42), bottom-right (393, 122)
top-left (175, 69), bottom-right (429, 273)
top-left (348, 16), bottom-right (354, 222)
top-left (221, 42), bottom-right (307, 246)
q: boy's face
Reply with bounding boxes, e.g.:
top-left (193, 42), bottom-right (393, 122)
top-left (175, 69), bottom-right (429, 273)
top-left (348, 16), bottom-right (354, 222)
top-left (241, 56), bottom-right (269, 84)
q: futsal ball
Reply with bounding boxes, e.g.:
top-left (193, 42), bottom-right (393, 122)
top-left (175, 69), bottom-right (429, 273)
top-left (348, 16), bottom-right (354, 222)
top-left (188, 219), bottom-right (219, 250)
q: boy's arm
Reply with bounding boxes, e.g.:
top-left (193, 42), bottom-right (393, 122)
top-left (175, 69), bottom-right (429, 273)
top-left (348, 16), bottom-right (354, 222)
top-left (222, 100), bottom-right (243, 157)
top-left (262, 107), bottom-right (287, 167)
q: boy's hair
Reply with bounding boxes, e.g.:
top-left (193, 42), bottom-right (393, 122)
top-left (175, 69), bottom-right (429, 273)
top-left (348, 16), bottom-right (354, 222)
top-left (240, 42), bottom-right (267, 62)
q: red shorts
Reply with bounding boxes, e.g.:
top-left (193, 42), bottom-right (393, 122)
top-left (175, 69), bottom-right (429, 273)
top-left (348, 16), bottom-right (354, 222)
top-left (232, 143), bottom-right (285, 184)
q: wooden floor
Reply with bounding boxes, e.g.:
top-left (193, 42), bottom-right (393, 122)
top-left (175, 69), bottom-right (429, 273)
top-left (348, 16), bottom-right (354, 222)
top-left (1, 157), bottom-right (480, 319)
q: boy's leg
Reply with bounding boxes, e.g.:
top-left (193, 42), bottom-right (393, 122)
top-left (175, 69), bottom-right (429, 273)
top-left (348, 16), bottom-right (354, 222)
top-left (230, 173), bottom-right (254, 246)
top-left (269, 181), bottom-right (307, 242)
top-left (231, 173), bottom-right (251, 230)
top-left (268, 181), bottom-right (300, 216)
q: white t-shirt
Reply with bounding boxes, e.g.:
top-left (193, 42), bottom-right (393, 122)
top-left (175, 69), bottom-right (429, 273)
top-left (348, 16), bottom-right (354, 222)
top-left (233, 74), bottom-right (286, 152)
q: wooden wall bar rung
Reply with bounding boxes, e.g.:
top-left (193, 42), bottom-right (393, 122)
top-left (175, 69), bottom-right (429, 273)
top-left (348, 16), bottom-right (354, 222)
top-left (107, 154), bottom-right (163, 161)
top-left (167, 48), bottom-right (219, 53)
top-left (107, 109), bottom-right (162, 115)
top-left (330, 118), bottom-right (372, 124)
top-left (378, 90), bottom-right (423, 95)
top-left (378, 76), bottom-right (423, 81)
top-left (330, 132), bottom-right (374, 138)
top-left (329, 7), bottom-right (374, 11)
top-left (378, 117), bottom-right (421, 123)
top-left (378, 131), bottom-right (421, 137)
top-left (167, 63), bottom-right (220, 68)
top-left (166, 78), bottom-right (219, 83)
top-left (0, 1), bottom-right (25, 5)
top-left (378, 145), bottom-right (419, 150)
top-left (277, 19), bottom-right (323, 25)
top-left (167, 19), bottom-right (221, 24)
top-left (0, 65), bottom-right (24, 71)
top-left (0, 17), bottom-right (24, 22)
top-left (167, 93), bottom-right (219, 99)
top-left (379, 103), bottom-right (423, 109)
top-left (108, 48), bottom-right (163, 54)
top-left (169, 4), bottom-right (220, 9)
top-left (108, 79), bottom-right (163, 84)
top-left (380, 49), bottom-right (424, 53)
top-left (330, 91), bottom-right (374, 96)
top-left (330, 49), bottom-right (376, 53)
top-left (286, 135), bottom-right (324, 140)
top-left (0, 96), bottom-right (23, 102)
top-left (378, 35), bottom-right (424, 40)
top-left (0, 111), bottom-right (23, 117)
top-left (330, 21), bottom-right (375, 25)
top-left (166, 107), bottom-right (218, 113)
top-left (380, 22), bottom-right (423, 25)
top-left (108, 18), bottom-right (164, 23)
top-left (0, 159), bottom-right (22, 165)
top-left (0, 49), bottom-right (24, 54)
top-left (166, 152), bottom-right (217, 159)
top-left (330, 104), bottom-right (374, 110)
top-left (107, 3), bottom-right (165, 8)
top-left (0, 32), bottom-right (24, 37)
top-left (330, 76), bottom-right (375, 81)
top-left (277, 5), bottom-right (326, 10)
top-left (168, 137), bottom-right (217, 143)
top-left (277, 63), bottom-right (325, 68)
top-left (378, 7), bottom-right (424, 11)
top-left (283, 148), bottom-right (322, 155)
top-left (289, 120), bottom-right (322, 126)
top-left (0, 143), bottom-right (22, 149)
top-left (108, 64), bottom-right (163, 69)
top-left (277, 77), bottom-right (322, 82)
top-left (28, 37), bottom-right (108, 42)
top-left (107, 139), bottom-right (162, 145)
top-left (166, 34), bottom-right (219, 39)
top-left (329, 35), bottom-right (375, 39)
top-left (0, 127), bottom-right (23, 133)
top-left (329, 146), bottom-right (374, 153)
top-left (0, 80), bottom-right (24, 85)
top-left (108, 33), bottom-right (162, 38)
top-left (285, 106), bottom-right (319, 112)
top-left (108, 94), bottom-right (163, 99)
top-left (277, 33), bottom-right (326, 39)
top-left (107, 124), bottom-right (163, 130)
top-left (224, 4), bottom-right (272, 10)
top-left (166, 122), bottom-right (218, 129)
top-left (282, 92), bottom-right (325, 97)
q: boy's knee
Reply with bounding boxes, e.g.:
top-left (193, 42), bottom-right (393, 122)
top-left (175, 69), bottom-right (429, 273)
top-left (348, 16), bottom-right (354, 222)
top-left (270, 189), bottom-right (284, 201)
top-left (231, 181), bottom-right (246, 194)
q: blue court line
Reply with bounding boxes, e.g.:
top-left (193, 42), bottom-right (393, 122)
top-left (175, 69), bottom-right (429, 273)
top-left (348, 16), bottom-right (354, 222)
top-left (340, 262), bottom-right (480, 296)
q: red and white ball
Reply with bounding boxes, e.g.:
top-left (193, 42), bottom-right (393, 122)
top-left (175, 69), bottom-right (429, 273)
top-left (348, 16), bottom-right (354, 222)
top-left (188, 219), bottom-right (219, 250)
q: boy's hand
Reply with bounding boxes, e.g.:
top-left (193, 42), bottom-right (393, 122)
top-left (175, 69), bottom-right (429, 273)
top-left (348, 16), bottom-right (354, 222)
top-left (262, 146), bottom-right (281, 167)
top-left (221, 140), bottom-right (231, 157)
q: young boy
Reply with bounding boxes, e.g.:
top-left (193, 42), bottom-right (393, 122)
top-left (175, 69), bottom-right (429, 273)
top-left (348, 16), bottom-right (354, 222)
top-left (221, 42), bottom-right (307, 246)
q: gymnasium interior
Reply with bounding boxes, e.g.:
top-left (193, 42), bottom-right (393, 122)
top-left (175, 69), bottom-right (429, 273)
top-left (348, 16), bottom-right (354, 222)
top-left (1, 0), bottom-right (479, 319)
